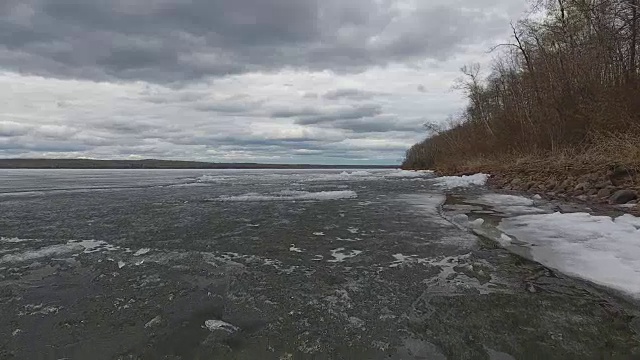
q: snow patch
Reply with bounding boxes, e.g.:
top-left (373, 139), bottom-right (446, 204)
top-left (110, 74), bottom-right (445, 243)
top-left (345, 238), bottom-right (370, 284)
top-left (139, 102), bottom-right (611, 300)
top-left (432, 173), bottom-right (489, 188)
top-left (214, 190), bottom-right (357, 202)
top-left (499, 212), bottom-right (640, 297)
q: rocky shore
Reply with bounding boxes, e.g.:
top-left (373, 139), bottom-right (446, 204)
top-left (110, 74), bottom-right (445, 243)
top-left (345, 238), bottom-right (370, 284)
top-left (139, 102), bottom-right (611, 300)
top-left (443, 165), bottom-right (639, 216)
top-left (490, 167), bottom-right (638, 215)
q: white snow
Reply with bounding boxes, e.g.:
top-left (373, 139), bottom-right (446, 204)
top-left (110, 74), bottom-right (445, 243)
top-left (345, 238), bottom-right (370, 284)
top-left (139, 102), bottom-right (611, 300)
top-left (498, 212), bottom-right (640, 297)
top-left (215, 190), bottom-right (357, 202)
top-left (616, 214), bottom-right (640, 229)
top-left (328, 248), bottom-right (363, 262)
top-left (432, 173), bottom-right (489, 189)
top-left (204, 320), bottom-right (239, 333)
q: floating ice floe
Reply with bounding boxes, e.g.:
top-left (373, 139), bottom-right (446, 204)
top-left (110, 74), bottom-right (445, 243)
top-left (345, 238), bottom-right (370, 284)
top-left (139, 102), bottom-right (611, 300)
top-left (328, 248), bottom-right (363, 262)
top-left (133, 248), bottom-right (151, 256)
top-left (383, 170), bottom-right (434, 178)
top-left (0, 239), bottom-right (120, 264)
top-left (204, 320), bottom-right (239, 333)
top-left (389, 254), bottom-right (430, 267)
top-left (214, 190), bottom-right (357, 202)
top-left (289, 244), bottom-right (303, 253)
top-left (498, 211), bottom-right (640, 298)
top-left (1, 237), bottom-right (34, 243)
top-left (449, 214), bottom-right (485, 228)
top-left (312, 232), bottom-right (325, 236)
top-left (432, 173), bottom-right (489, 189)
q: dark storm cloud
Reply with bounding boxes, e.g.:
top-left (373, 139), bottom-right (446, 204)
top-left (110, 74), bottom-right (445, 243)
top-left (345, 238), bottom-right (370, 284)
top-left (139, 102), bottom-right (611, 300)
top-left (294, 104), bottom-right (383, 125)
top-left (330, 117), bottom-right (421, 133)
top-left (0, 0), bottom-right (513, 83)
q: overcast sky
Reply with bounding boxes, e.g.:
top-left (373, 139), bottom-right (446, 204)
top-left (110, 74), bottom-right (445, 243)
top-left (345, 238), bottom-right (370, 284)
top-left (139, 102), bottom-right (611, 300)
top-left (0, 0), bottom-right (528, 165)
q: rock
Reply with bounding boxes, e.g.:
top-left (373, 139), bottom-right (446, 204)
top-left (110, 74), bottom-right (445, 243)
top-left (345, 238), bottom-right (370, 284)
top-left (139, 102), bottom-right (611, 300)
top-left (510, 178), bottom-right (522, 186)
top-left (545, 180), bottom-right (557, 190)
top-left (574, 182), bottom-right (590, 192)
top-left (609, 190), bottom-right (638, 204)
top-left (597, 188), bottom-right (612, 198)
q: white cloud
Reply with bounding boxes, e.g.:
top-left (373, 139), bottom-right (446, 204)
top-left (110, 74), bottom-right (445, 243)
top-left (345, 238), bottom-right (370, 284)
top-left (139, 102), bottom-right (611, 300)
top-left (0, 0), bottom-right (529, 164)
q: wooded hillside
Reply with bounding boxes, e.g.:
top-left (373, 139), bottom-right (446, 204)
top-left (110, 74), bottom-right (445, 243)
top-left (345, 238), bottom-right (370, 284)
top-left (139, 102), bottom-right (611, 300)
top-left (403, 0), bottom-right (640, 173)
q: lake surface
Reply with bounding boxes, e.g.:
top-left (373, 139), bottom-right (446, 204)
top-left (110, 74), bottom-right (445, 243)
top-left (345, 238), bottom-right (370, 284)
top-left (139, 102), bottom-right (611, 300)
top-left (0, 169), bottom-right (638, 359)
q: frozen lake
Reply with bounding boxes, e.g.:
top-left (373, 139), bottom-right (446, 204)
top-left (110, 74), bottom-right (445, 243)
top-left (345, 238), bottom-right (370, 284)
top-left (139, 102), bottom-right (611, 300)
top-left (1, 169), bottom-right (639, 359)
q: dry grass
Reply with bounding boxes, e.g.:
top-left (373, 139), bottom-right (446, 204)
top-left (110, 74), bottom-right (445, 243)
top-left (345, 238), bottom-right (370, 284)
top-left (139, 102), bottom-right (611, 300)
top-left (428, 132), bottom-right (640, 178)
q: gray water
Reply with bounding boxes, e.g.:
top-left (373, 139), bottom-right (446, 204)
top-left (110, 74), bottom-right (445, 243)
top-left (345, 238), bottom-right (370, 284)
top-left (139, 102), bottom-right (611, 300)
top-left (0, 169), bottom-right (638, 359)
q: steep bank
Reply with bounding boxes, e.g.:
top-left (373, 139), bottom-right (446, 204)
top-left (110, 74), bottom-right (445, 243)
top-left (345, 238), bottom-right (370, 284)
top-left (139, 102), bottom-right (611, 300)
top-left (403, 0), bottom-right (640, 214)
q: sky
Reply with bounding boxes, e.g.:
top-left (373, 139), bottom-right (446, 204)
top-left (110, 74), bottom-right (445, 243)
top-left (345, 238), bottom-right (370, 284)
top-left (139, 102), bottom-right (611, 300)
top-left (0, 0), bottom-right (529, 165)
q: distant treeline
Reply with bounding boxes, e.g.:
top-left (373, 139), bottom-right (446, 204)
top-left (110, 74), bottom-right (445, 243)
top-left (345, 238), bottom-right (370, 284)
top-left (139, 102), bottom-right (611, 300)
top-left (0, 159), bottom-right (397, 170)
top-left (404, 0), bottom-right (640, 171)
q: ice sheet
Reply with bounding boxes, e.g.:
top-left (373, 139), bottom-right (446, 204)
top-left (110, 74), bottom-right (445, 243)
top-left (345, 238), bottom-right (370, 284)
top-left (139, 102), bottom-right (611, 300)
top-left (328, 248), bottom-right (363, 262)
top-left (432, 173), bottom-right (489, 188)
top-left (215, 190), bottom-right (357, 202)
top-left (0, 239), bottom-right (120, 263)
top-left (466, 194), bottom-right (548, 215)
top-left (0, 244), bottom-right (83, 263)
top-left (498, 212), bottom-right (640, 297)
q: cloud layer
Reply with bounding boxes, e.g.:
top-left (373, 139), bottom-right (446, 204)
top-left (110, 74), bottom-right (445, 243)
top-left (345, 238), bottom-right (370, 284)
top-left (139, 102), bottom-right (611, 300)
top-left (0, 0), bottom-right (527, 164)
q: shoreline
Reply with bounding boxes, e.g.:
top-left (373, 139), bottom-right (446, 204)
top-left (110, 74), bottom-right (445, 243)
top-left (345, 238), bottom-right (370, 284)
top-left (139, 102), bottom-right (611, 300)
top-left (433, 167), bottom-right (640, 216)
top-left (424, 163), bottom-right (640, 216)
